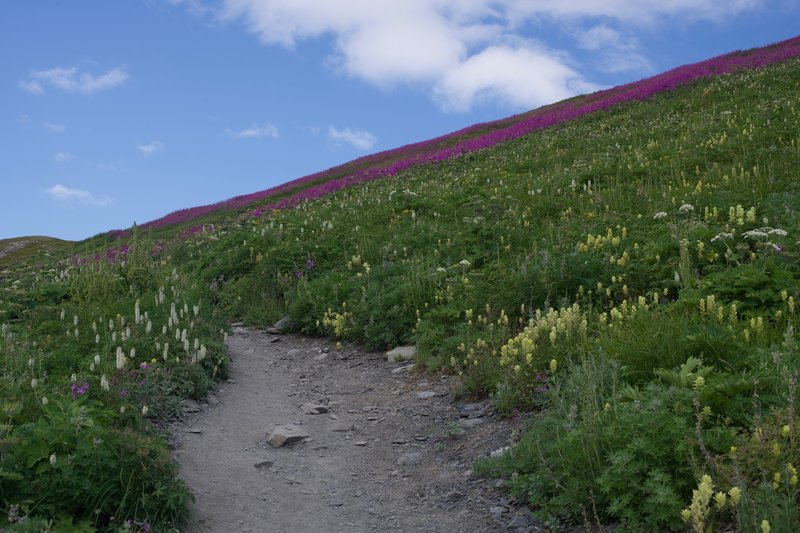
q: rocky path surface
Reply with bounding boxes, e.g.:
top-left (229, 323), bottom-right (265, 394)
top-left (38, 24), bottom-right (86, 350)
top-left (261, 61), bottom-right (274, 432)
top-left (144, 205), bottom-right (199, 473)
top-left (172, 327), bottom-right (537, 532)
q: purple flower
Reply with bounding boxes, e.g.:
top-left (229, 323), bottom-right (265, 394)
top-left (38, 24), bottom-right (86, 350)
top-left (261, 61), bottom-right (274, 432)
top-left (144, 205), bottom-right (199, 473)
top-left (306, 258), bottom-right (315, 270)
top-left (69, 381), bottom-right (89, 400)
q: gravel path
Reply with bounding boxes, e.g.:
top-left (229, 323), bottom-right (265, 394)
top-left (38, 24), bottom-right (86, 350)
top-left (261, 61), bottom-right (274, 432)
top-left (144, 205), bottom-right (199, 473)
top-left (172, 327), bottom-right (532, 532)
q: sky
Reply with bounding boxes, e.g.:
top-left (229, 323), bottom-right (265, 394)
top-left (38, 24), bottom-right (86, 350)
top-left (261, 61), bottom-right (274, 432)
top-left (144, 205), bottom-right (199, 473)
top-left (1, 1), bottom-right (798, 241)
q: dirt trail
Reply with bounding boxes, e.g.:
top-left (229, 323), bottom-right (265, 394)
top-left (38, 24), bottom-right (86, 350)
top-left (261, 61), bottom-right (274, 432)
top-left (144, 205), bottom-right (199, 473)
top-left (173, 327), bottom-right (535, 532)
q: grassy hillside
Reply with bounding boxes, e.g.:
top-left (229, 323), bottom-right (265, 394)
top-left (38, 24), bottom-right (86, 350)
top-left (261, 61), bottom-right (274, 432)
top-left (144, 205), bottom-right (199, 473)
top-left (0, 237), bottom-right (70, 272)
top-left (2, 40), bottom-right (800, 531)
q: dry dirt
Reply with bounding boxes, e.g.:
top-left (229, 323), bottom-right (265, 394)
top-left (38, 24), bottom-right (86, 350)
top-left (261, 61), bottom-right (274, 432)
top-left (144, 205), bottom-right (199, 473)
top-left (172, 327), bottom-right (538, 532)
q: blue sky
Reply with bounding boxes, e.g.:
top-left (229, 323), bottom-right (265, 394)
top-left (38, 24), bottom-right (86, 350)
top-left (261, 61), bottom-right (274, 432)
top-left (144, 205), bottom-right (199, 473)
top-left (2, 1), bottom-right (798, 241)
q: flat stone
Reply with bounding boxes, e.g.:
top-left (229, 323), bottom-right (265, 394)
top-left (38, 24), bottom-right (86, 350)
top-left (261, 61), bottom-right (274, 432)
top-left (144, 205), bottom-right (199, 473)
top-left (182, 399), bottom-right (202, 413)
top-left (415, 391), bottom-right (435, 400)
top-left (397, 451), bottom-right (423, 465)
top-left (267, 424), bottom-right (310, 448)
top-left (386, 345), bottom-right (416, 363)
top-left (354, 441), bottom-right (368, 446)
top-left (314, 353), bottom-right (329, 361)
top-left (506, 514), bottom-right (532, 529)
top-left (287, 349), bottom-right (302, 357)
top-left (301, 403), bottom-right (329, 415)
top-left (185, 428), bottom-right (202, 434)
top-left (254, 460), bottom-right (274, 469)
top-left (331, 422), bottom-right (355, 432)
top-left (459, 418), bottom-right (485, 429)
top-left (391, 364), bottom-right (415, 374)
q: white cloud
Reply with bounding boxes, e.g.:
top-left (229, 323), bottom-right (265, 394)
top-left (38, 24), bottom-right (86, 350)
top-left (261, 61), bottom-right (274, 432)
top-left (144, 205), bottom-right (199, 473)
top-left (20, 66), bottom-right (128, 95)
top-left (576, 24), bottom-right (651, 73)
top-left (137, 141), bottom-right (165, 156)
top-left (327, 126), bottom-right (376, 150)
top-left (43, 122), bottom-right (65, 133)
top-left (45, 184), bottom-right (114, 207)
top-left (218, 0), bottom-right (764, 111)
top-left (54, 151), bottom-right (72, 163)
top-left (18, 80), bottom-right (44, 95)
top-left (225, 123), bottom-right (280, 139)
top-left (435, 44), bottom-right (600, 112)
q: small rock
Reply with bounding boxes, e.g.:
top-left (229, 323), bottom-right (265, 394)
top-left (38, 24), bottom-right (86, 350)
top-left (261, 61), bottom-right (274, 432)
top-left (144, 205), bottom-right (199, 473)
top-left (254, 460), bottom-right (274, 469)
top-left (287, 349), bottom-right (302, 357)
top-left (185, 428), bottom-right (202, 434)
top-left (320, 347), bottom-right (330, 353)
top-left (397, 452), bottom-right (423, 465)
top-left (459, 418), bottom-right (485, 429)
top-left (230, 322), bottom-right (245, 327)
top-left (207, 395), bottom-right (219, 407)
top-left (182, 399), bottom-right (201, 413)
top-left (354, 440), bottom-right (368, 446)
top-left (391, 437), bottom-right (408, 444)
top-left (391, 364), bottom-right (415, 374)
top-left (267, 424), bottom-right (310, 448)
top-left (272, 316), bottom-right (292, 332)
top-left (331, 422), bottom-right (355, 432)
top-left (490, 446), bottom-right (511, 458)
top-left (301, 403), bottom-right (329, 414)
top-left (269, 337), bottom-right (281, 343)
top-left (506, 514), bottom-right (532, 529)
top-left (415, 391), bottom-right (436, 400)
top-left (386, 345), bottom-right (416, 363)
top-left (314, 353), bottom-right (328, 361)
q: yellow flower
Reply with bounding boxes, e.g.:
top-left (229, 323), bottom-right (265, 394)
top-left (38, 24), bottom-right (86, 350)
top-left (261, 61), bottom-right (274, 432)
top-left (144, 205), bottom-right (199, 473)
top-left (781, 425), bottom-right (791, 438)
top-left (549, 359), bottom-right (558, 373)
top-left (761, 520), bottom-right (771, 533)
top-left (728, 486), bottom-right (741, 506)
top-left (714, 491), bottom-right (727, 509)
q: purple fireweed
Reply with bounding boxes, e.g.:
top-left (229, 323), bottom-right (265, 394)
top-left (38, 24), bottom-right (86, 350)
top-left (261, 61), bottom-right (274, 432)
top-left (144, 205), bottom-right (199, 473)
top-left (108, 35), bottom-right (800, 234)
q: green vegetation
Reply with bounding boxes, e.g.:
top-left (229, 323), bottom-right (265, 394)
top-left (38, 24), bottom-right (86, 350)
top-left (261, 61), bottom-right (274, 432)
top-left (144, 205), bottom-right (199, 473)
top-left (2, 56), bottom-right (800, 530)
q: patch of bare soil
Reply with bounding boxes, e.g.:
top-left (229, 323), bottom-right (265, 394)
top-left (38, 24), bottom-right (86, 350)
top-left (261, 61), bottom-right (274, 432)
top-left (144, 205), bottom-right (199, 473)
top-left (172, 328), bottom-right (538, 532)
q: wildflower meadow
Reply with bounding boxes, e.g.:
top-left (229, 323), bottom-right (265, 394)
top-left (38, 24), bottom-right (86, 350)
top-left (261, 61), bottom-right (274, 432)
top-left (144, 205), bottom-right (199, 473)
top-left (2, 36), bottom-right (800, 531)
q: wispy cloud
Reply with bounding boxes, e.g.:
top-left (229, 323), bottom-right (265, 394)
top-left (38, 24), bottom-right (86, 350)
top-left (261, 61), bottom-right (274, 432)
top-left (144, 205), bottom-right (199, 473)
top-left (43, 122), bottom-right (65, 133)
top-left (20, 66), bottom-right (129, 95)
top-left (225, 123), bottom-right (280, 139)
top-left (54, 151), bottom-right (72, 163)
top-left (45, 184), bottom-right (114, 207)
top-left (18, 80), bottom-right (44, 95)
top-left (137, 141), bottom-right (165, 156)
top-left (327, 126), bottom-right (376, 150)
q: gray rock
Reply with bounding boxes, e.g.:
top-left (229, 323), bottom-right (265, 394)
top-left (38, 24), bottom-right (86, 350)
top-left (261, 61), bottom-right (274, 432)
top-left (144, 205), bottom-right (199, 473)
top-left (506, 514), bottom-right (531, 529)
top-left (331, 422), bottom-right (355, 432)
top-left (267, 424), bottom-right (310, 448)
top-left (272, 316), bottom-right (292, 332)
top-left (386, 345), bottom-right (416, 363)
top-left (206, 395), bottom-right (219, 407)
top-left (415, 391), bottom-right (436, 400)
top-left (397, 451), bottom-right (423, 465)
top-left (301, 403), bottom-right (329, 415)
top-left (354, 440), bottom-right (368, 446)
top-left (459, 418), bottom-right (485, 429)
top-left (287, 349), bottom-right (302, 357)
top-left (182, 399), bottom-right (202, 413)
top-left (391, 364), bottom-right (415, 374)
top-left (254, 460), bottom-right (274, 469)
top-left (314, 353), bottom-right (329, 361)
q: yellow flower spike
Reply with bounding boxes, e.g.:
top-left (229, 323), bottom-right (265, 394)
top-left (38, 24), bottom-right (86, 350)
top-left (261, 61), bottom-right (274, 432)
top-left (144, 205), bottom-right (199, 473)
top-left (772, 472), bottom-right (781, 489)
top-left (781, 425), bottom-right (791, 438)
top-left (714, 491), bottom-right (727, 509)
top-left (693, 376), bottom-right (706, 389)
top-left (603, 402), bottom-right (610, 412)
top-left (761, 520), bottom-right (771, 533)
top-left (772, 442), bottom-right (781, 457)
top-left (728, 486), bottom-right (741, 506)
top-left (549, 359), bottom-right (558, 373)
top-left (513, 364), bottom-right (521, 374)
top-left (729, 446), bottom-right (737, 456)
top-left (680, 509), bottom-right (692, 523)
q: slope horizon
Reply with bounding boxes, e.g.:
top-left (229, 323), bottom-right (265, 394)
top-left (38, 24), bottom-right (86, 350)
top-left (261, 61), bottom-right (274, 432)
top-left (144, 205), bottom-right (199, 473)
top-left (101, 33), bottom-right (800, 240)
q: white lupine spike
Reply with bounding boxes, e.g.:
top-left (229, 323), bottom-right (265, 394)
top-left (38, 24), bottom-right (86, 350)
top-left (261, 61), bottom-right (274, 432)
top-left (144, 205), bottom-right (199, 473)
top-left (162, 325), bottom-right (167, 335)
top-left (194, 338), bottom-right (199, 350)
top-left (74, 315), bottom-right (79, 326)
top-left (101, 375), bottom-right (109, 391)
top-left (94, 354), bottom-right (101, 365)
top-left (163, 343), bottom-right (169, 360)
